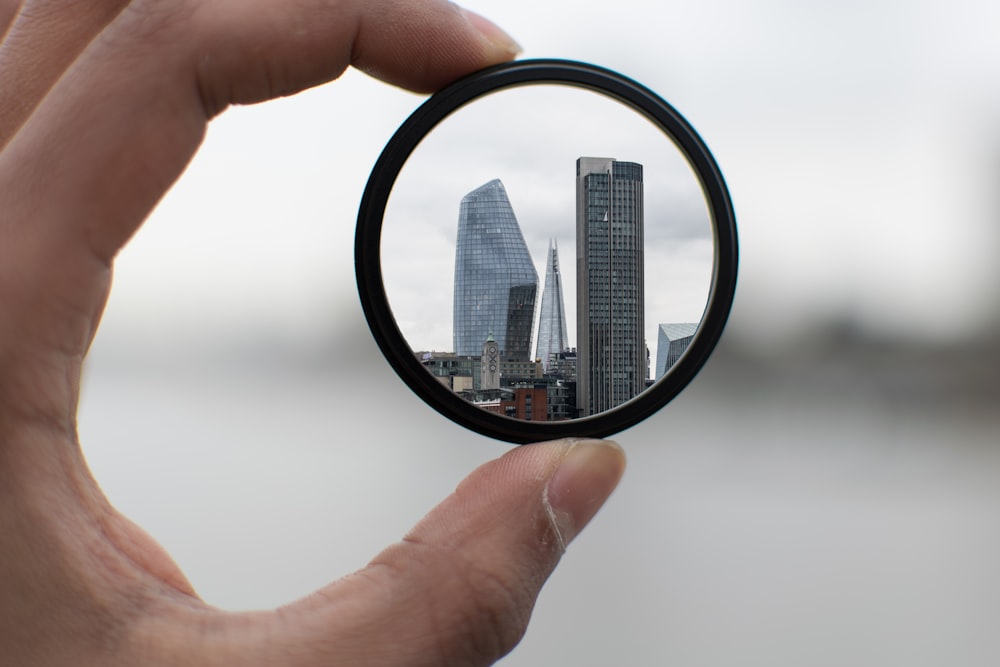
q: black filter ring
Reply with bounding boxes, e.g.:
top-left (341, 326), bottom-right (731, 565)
top-left (355, 59), bottom-right (738, 444)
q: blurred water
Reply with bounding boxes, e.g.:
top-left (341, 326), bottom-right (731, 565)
top-left (78, 325), bottom-right (1000, 666)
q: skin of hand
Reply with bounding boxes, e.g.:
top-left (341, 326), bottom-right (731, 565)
top-left (0, 0), bottom-right (626, 665)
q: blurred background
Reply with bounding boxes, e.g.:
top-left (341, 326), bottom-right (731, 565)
top-left (78, 1), bottom-right (1000, 665)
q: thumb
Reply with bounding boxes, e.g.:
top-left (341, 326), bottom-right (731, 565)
top-left (266, 439), bottom-right (625, 666)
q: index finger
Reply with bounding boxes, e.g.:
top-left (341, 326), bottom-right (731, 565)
top-left (0, 0), bottom-right (519, 425)
top-left (0, 0), bottom-right (520, 258)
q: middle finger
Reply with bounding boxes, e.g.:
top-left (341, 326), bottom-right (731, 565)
top-left (0, 0), bottom-right (132, 148)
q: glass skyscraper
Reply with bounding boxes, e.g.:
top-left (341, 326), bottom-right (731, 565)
top-left (453, 179), bottom-right (538, 361)
top-left (576, 157), bottom-right (645, 416)
top-left (655, 322), bottom-right (698, 380)
top-left (535, 238), bottom-right (569, 371)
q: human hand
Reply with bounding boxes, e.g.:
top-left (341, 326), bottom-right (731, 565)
top-left (0, 0), bottom-right (626, 665)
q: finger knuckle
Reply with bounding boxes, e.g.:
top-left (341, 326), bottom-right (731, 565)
top-left (373, 538), bottom-right (540, 665)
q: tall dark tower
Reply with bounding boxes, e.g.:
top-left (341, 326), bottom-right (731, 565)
top-left (576, 157), bottom-right (645, 416)
top-left (453, 179), bottom-right (538, 361)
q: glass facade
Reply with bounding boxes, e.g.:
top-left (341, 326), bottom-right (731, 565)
top-left (655, 323), bottom-right (698, 380)
top-left (453, 179), bottom-right (538, 360)
top-left (419, 352), bottom-right (481, 390)
top-left (576, 158), bottom-right (645, 416)
top-left (535, 238), bottom-right (569, 370)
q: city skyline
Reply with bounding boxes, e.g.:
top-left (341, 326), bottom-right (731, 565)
top-left (380, 83), bottom-right (713, 382)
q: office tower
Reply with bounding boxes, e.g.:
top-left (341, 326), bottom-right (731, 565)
top-left (534, 238), bottom-right (569, 370)
top-left (655, 323), bottom-right (698, 380)
top-left (453, 179), bottom-right (538, 360)
top-left (576, 157), bottom-right (645, 416)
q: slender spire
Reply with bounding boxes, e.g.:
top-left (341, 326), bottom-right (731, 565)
top-left (535, 237), bottom-right (569, 371)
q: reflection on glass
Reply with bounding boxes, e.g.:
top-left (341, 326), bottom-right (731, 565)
top-left (452, 180), bottom-right (537, 360)
top-left (655, 323), bottom-right (698, 380)
top-left (535, 238), bottom-right (569, 375)
top-left (382, 85), bottom-right (713, 422)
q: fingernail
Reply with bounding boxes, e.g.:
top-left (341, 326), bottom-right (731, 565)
top-left (459, 7), bottom-right (523, 59)
top-left (543, 440), bottom-right (626, 551)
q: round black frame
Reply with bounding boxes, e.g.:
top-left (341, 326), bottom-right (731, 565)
top-left (355, 59), bottom-right (738, 444)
